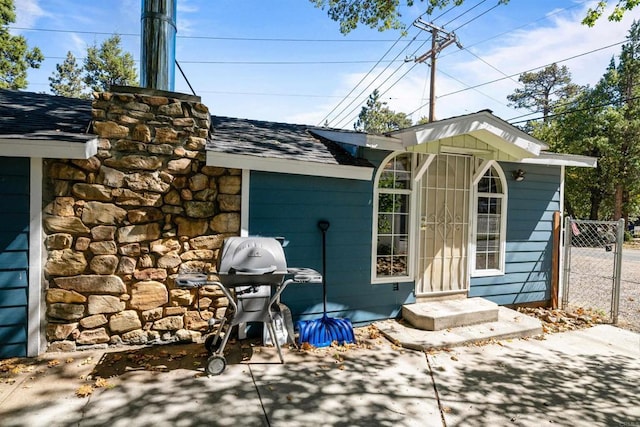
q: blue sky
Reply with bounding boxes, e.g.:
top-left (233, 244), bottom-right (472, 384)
top-left (11, 0), bottom-right (640, 129)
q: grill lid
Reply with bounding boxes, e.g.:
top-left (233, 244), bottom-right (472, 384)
top-left (217, 237), bottom-right (287, 285)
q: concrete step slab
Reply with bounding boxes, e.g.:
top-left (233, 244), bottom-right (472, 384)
top-left (402, 297), bottom-right (499, 331)
top-left (375, 306), bottom-right (543, 351)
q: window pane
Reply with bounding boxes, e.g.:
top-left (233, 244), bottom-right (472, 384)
top-left (486, 253), bottom-right (498, 269)
top-left (391, 256), bottom-right (408, 275)
top-left (489, 198), bottom-right (501, 214)
top-left (476, 253), bottom-right (487, 270)
top-left (395, 193), bottom-right (409, 214)
top-left (376, 256), bottom-right (392, 275)
top-left (478, 197), bottom-right (489, 214)
top-left (379, 171), bottom-right (394, 189)
top-left (378, 214), bottom-right (393, 233)
top-left (395, 212), bottom-right (409, 235)
top-left (378, 194), bottom-right (395, 213)
top-left (377, 236), bottom-right (392, 255)
top-left (395, 171), bottom-right (410, 189)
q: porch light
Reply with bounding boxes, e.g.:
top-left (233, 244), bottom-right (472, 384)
top-left (512, 169), bottom-right (526, 181)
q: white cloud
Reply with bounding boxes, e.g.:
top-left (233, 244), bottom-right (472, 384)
top-left (12, 0), bottom-right (47, 30)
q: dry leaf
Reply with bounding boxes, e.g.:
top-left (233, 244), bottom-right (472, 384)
top-left (47, 359), bottom-right (60, 368)
top-left (94, 378), bottom-right (111, 388)
top-left (76, 385), bottom-right (94, 397)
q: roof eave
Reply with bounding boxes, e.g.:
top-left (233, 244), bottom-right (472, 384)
top-left (520, 152), bottom-right (598, 168)
top-left (0, 137), bottom-right (98, 159)
top-left (310, 129), bottom-right (403, 151)
top-left (206, 151), bottom-right (374, 181)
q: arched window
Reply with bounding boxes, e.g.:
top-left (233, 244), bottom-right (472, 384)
top-left (372, 152), bottom-right (413, 282)
top-left (471, 163), bottom-right (507, 276)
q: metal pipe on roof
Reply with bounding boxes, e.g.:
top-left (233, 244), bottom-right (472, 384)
top-left (140, 0), bottom-right (177, 91)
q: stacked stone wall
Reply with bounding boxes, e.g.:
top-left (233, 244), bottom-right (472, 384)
top-left (43, 89), bottom-right (240, 351)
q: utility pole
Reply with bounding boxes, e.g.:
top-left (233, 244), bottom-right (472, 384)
top-left (409, 19), bottom-right (462, 122)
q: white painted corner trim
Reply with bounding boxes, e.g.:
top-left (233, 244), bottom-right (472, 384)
top-left (28, 158), bottom-right (43, 356)
top-left (206, 151), bottom-right (374, 181)
top-left (240, 170), bottom-right (250, 237)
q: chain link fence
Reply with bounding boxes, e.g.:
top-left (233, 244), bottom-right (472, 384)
top-left (562, 218), bottom-right (624, 324)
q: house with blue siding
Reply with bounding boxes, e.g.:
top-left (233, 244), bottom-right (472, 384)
top-left (207, 111), bottom-right (596, 324)
top-left (0, 88), bottom-right (595, 358)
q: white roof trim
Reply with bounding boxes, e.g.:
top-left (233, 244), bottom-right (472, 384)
top-left (207, 151), bottom-right (374, 181)
top-left (0, 138), bottom-right (98, 159)
top-left (392, 111), bottom-right (546, 157)
top-left (520, 152), bottom-right (597, 168)
top-left (310, 129), bottom-right (403, 150)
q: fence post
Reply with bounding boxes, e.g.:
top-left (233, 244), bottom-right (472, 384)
top-left (612, 218), bottom-right (625, 324)
top-left (551, 211), bottom-right (561, 309)
top-left (561, 216), bottom-right (573, 310)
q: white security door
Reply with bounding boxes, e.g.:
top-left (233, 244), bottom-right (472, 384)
top-left (416, 155), bottom-right (471, 296)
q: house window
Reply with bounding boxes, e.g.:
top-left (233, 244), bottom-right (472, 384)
top-left (472, 164), bottom-right (507, 276)
top-left (373, 152), bottom-right (413, 282)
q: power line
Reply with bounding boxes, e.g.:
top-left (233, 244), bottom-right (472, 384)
top-left (8, 26), bottom-right (427, 43)
top-left (325, 32), bottom-right (427, 127)
top-left (317, 33), bottom-right (408, 126)
top-left (330, 38), bottom-right (431, 128)
top-left (451, 1), bottom-right (504, 32)
top-left (508, 94), bottom-right (640, 125)
top-left (442, 0), bottom-right (489, 28)
top-left (32, 55), bottom-right (408, 66)
top-left (409, 39), bottom-right (627, 114)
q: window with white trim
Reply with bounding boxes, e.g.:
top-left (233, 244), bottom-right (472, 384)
top-left (373, 153), bottom-right (412, 282)
top-left (472, 164), bottom-right (507, 276)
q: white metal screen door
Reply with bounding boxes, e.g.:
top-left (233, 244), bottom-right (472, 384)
top-left (416, 155), bottom-right (471, 296)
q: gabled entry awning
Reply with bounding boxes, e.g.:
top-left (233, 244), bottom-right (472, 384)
top-left (389, 110), bottom-right (546, 161)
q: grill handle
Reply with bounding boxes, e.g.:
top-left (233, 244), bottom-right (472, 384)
top-left (229, 265), bottom-right (277, 275)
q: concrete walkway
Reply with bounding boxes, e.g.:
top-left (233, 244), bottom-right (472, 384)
top-left (0, 325), bottom-right (638, 426)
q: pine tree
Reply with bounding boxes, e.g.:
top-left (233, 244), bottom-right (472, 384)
top-left (83, 34), bottom-right (137, 92)
top-left (0, 0), bottom-right (43, 89)
top-left (354, 89), bottom-right (412, 134)
top-left (49, 51), bottom-right (88, 98)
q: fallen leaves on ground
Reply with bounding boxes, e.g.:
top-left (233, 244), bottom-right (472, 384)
top-left (518, 306), bottom-right (606, 333)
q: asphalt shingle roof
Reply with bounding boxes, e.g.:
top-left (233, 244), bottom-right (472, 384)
top-left (0, 89), bottom-right (94, 143)
top-left (208, 116), bottom-right (371, 167)
top-left (1, 90), bottom-right (370, 168)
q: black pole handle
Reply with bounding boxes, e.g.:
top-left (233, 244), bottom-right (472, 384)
top-left (318, 220), bottom-right (330, 315)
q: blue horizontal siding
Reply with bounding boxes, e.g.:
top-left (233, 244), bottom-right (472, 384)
top-left (0, 157), bottom-right (29, 358)
top-left (0, 252), bottom-right (29, 270)
top-left (0, 325), bottom-right (27, 358)
top-left (471, 162), bottom-right (560, 305)
top-left (0, 288), bottom-right (28, 308)
top-left (0, 270), bottom-right (28, 288)
top-left (250, 171), bottom-right (414, 324)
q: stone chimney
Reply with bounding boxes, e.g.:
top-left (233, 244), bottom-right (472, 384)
top-left (42, 87), bottom-right (241, 351)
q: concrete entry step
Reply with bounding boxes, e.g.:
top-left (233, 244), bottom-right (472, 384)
top-left (375, 306), bottom-right (543, 351)
top-left (402, 297), bottom-right (499, 331)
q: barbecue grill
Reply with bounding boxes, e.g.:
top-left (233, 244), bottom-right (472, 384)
top-left (176, 236), bottom-right (321, 375)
